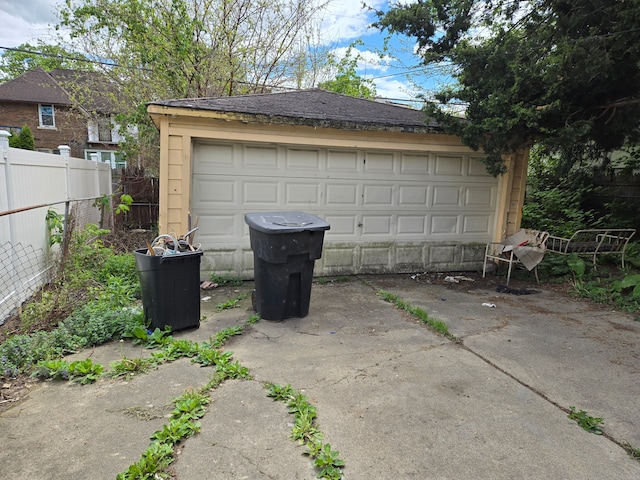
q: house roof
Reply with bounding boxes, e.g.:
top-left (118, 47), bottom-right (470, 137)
top-left (149, 89), bottom-right (442, 133)
top-left (0, 68), bottom-right (70, 104)
top-left (0, 67), bottom-right (116, 113)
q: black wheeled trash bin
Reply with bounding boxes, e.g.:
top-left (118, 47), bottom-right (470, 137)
top-left (134, 248), bottom-right (203, 331)
top-left (245, 211), bottom-right (330, 321)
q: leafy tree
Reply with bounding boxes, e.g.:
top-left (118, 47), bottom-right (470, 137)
top-left (58, 0), bottom-right (328, 98)
top-left (54, 0), bottom-right (329, 170)
top-left (375, 0), bottom-right (640, 175)
top-left (9, 126), bottom-right (36, 150)
top-left (0, 43), bottom-right (93, 80)
top-left (319, 43), bottom-right (377, 99)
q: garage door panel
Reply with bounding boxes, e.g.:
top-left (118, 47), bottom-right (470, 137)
top-left (362, 215), bottom-right (392, 235)
top-left (327, 150), bottom-right (359, 171)
top-left (429, 245), bottom-right (456, 263)
top-left (398, 215), bottom-right (426, 235)
top-left (396, 245), bottom-right (425, 266)
top-left (193, 144), bottom-right (235, 174)
top-left (465, 187), bottom-right (494, 207)
top-left (435, 155), bottom-right (464, 175)
top-left (286, 148), bottom-right (321, 170)
top-left (193, 177), bottom-right (236, 204)
top-left (285, 182), bottom-right (320, 205)
top-left (244, 181), bottom-right (279, 204)
top-left (322, 215), bottom-right (357, 236)
top-left (196, 214), bottom-right (238, 241)
top-left (364, 152), bottom-right (395, 173)
top-left (360, 246), bottom-right (391, 267)
top-left (326, 183), bottom-right (359, 205)
top-left (469, 156), bottom-right (490, 175)
top-left (431, 215), bottom-right (460, 235)
top-left (399, 185), bottom-right (429, 206)
top-left (243, 145), bottom-right (278, 168)
top-left (363, 185), bottom-right (393, 206)
top-left (323, 247), bottom-right (355, 268)
top-left (433, 186), bottom-right (461, 206)
top-left (463, 215), bottom-right (491, 234)
top-left (401, 154), bottom-right (430, 174)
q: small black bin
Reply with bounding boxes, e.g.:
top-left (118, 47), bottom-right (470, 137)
top-left (134, 248), bottom-right (203, 331)
top-left (245, 211), bottom-right (330, 321)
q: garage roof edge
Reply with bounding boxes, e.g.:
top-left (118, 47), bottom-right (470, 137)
top-left (147, 88), bottom-right (444, 134)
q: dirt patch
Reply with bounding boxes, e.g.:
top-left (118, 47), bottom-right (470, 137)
top-left (0, 375), bottom-right (38, 414)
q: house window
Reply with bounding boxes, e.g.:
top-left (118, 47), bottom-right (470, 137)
top-left (39, 104), bottom-right (55, 128)
top-left (88, 115), bottom-right (116, 143)
top-left (85, 149), bottom-right (126, 169)
top-left (98, 115), bottom-right (112, 142)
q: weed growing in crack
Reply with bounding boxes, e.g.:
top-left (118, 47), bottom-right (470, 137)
top-left (32, 358), bottom-right (104, 384)
top-left (161, 338), bottom-right (200, 361)
top-left (124, 325), bottom-right (173, 348)
top-left (623, 442), bottom-right (640, 461)
top-left (266, 382), bottom-right (345, 479)
top-left (208, 325), bottom-right (244, 348)
top-left (116, 441), bottom-right (174, 480)
top-left (568, 406), bottom-right (604, 434)
top-left (217, 293), bottom-right (248, 311)
top-left (376, 289), bottom-right (454, 339)
top-left (108, 357), bottom-right (157, 379)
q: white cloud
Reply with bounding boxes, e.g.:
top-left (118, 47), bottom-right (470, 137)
top-left (328, 46), bottom-right (393, 72)
top-left (371, 76), bottom-right (419, 103)
top-left (317, 0), bottom-right (387, 45)
top-left (0, 1), bottom-right (58, 48)
top-left (0, 15), bottom-right (55, 48)
top-left (0, 0), bottom-right (58, 24)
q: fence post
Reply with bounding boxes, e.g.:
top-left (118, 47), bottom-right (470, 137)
top-left (0, 130), bottom-right (16, 240)
top-left (58, 145), bottom-right (70, 158)
top-left (0, 130), bottom-right (17, 324)
top-left (90, 152), bottom-right (101, 197)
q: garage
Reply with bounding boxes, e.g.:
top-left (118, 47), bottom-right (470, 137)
top-left (148, 89), bottom-right (529, 278)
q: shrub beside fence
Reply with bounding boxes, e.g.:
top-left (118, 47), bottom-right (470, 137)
top-left (0, 131), bottom-right (111, 325)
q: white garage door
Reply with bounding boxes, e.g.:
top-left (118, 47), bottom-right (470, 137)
top-left (192, 141), bottom-right (499, 277)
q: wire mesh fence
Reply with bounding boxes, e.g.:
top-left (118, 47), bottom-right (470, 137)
top-left (0, 198), bottom-right (104, 326)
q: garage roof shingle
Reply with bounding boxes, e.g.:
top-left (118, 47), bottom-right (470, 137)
top-left (149, 88), bottom-right (442, 133)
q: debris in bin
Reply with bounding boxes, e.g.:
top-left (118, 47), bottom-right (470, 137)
top-left (141, 229), bottom-right (201, 257)
top-left (482, 302), bottom-right (496, 308)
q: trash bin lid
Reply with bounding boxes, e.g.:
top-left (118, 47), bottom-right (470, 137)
top-left (244, 211), bottom-right (330, 233)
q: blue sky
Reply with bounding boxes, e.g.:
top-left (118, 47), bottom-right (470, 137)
top-left (0, 0), bottom-right (452, 104)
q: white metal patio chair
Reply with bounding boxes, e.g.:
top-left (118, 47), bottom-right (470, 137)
top-left (483, 229), bottom-right (549, 286)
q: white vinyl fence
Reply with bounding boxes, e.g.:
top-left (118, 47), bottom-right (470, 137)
top-left (0, 131), bottom-right (112, 325)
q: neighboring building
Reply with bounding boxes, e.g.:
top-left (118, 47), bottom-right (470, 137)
top-left (0, 67), bottom-right (127, 168)
top-left (147, 89), bottom-right (529, 278)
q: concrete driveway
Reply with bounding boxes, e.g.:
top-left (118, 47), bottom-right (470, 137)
top-left (1, 274), bottom-right (639, 479)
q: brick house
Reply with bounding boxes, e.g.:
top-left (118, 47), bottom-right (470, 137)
top-left (0, 67), bottom-right (126, 167)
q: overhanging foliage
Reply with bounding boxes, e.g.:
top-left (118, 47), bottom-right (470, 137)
top-left (375, 0), bottom-right (640, 175)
